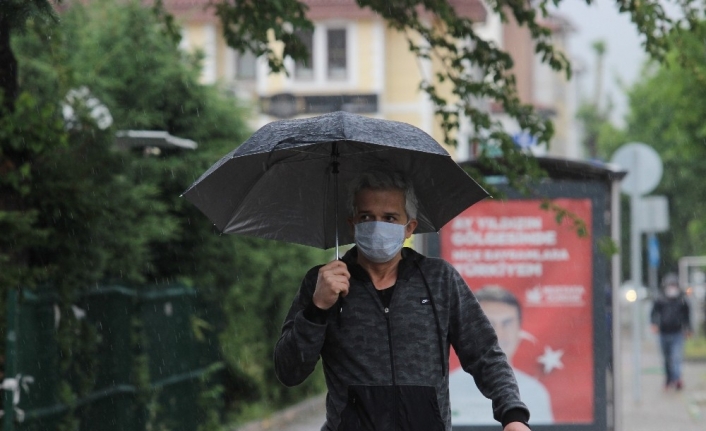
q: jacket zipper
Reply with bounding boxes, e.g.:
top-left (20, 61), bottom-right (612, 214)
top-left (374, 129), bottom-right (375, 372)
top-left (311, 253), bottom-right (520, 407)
top-left (384, 306), bottom-right (397, 430)
top-left (384, 307), bottom-right (396, 384)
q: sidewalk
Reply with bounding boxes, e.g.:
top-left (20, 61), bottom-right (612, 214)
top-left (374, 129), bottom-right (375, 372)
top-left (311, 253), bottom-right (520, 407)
top-left (234, 333), bottom-right (706, 431)
top-left (619, 332), bottom-right (706, 431)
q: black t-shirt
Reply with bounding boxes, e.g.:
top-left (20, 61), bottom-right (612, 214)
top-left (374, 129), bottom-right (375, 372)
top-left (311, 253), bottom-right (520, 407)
top-left (377, 284), bottom-right (396, 308)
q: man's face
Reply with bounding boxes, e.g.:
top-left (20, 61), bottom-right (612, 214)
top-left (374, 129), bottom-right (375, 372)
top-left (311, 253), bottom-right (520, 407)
top-left (479, 300), bottom-right (521, 361)
top-left (664, 284), bottom-right (680, 298)
top-left (348, 188), bottom-right (417, 239)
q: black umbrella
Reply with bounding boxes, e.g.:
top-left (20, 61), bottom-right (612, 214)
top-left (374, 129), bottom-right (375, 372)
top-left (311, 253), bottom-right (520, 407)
top-left (182, 111), bottom-right (488, 255)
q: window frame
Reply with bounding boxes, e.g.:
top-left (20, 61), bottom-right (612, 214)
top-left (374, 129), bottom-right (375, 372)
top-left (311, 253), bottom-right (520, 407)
top-left (234, 49), bottom-right (258, 81)
top-left (326, 28), bottom-right (348, 81)
top-left (286, 21), bottom-right (356, 90)
top-left (293, 29), bottom-right (315, 81)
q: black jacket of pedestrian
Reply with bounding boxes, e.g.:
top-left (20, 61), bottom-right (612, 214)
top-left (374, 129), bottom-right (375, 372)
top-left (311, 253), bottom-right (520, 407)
top-left (650, 293), bottom-right (691, 334)
top-left (274, 247), bottom-right (529, 431)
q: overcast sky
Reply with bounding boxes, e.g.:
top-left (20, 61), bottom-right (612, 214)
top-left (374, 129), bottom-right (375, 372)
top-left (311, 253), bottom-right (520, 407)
top-left (555, 0), bottom-right (648, 127)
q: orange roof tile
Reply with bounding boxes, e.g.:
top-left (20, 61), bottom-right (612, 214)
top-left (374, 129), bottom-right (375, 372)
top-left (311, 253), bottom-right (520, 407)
top-left (158, 0), bottom-right (215, 23)
top-left (158, 0), bottom-right (486, 23)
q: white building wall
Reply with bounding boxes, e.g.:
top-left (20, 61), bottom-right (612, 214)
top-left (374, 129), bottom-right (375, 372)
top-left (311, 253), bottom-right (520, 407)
top-left (372, 21), bottom-right (385, 95)
top-left (533, 55), bottom-right (556, 108)
top-left (201, 24), bottom-right (217, 84)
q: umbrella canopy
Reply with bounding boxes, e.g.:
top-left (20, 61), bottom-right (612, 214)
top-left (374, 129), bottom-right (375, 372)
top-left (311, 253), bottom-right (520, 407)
top-left (182, 111), bottom-right (488, 249)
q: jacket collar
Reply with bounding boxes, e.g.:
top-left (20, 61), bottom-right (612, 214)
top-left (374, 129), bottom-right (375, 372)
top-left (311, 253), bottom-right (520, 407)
top-left (342, 246), bottom-right (424, 283)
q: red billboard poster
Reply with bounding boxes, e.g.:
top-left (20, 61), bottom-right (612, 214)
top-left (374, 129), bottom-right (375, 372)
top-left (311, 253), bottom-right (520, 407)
top-left (441, 198), bottom-right (594, 426)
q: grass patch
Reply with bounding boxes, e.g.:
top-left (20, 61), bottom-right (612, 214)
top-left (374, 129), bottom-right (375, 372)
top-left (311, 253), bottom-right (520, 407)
top-left (685, 335), bottom-right (706, 360)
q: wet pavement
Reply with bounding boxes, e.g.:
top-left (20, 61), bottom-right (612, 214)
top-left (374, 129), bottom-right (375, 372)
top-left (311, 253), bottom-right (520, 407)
top-left (619, 332), bottom-right (705, 431)
top-left (233, 332), bottom-right (706, 431)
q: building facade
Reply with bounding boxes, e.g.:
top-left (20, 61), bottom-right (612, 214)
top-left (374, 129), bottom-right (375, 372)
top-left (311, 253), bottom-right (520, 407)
top-left (163, 0), bottom-right (580, 159)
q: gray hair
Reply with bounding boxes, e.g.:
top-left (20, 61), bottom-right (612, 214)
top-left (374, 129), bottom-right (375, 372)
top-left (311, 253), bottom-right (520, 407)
top-left (474, 285), bottom-right (522, 322)
top-left (661, 272), bottom-right (679, 288)
top-left (347, 170), bottom-right (419, 220)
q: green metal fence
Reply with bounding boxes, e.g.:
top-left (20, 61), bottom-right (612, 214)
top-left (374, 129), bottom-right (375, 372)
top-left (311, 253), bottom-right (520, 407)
top-left (3, 285), bottom-right (222, 431)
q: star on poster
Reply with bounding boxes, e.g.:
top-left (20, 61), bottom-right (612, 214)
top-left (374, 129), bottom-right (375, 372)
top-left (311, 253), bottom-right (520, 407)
top-left (538, 346), bottom-right (565, 374)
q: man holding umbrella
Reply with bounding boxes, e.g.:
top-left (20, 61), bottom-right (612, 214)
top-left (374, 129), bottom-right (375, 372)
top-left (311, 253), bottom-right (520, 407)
top-left (274, 169), bottom-right (531, 431)
top-left (183, 112), bottom-right (532, 430)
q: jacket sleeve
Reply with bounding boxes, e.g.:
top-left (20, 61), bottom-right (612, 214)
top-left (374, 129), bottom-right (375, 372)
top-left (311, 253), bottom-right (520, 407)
top-left (274, 266), bottom-right (328, 387)
top-left (444, 262), bottom-right (530, 424)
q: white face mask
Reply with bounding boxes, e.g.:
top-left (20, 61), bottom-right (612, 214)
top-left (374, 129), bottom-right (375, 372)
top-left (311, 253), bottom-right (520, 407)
top-left (354, 221), bottom-right (407, 263)
top-left (665, 286), bottom-right (681, 298)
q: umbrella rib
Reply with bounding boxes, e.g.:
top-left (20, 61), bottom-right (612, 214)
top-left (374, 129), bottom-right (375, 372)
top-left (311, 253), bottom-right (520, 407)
top-left (264, 153), bottom-right (329, 167)
top-left (256, 147), bottom-right (437, 168)
top-left (265, 144), bottom-right (415, 159)
top-left (259, 146), bottom-right (407, 166)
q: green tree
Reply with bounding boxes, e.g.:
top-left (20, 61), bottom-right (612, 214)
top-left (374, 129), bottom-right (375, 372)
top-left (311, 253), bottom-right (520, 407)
top-left (0, 0), bottom-right (59, 111)
top-left (0, 0), bottom-right (63, 291)
top-left (8, 0), bottom-right (327, 426)
top-left (577, 40), bottom-right (609, 160)
top-left (600, 19), bottom-right (706, 274)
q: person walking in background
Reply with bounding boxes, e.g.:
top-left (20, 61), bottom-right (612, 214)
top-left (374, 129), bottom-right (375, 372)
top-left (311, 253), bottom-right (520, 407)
top-left (650, 273), bottom-right (692, 391)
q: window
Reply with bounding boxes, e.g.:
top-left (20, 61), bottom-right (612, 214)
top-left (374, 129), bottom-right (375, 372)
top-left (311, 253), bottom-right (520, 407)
top-left (327, 29), bottom-right (347, 80)
top-left (294, 30), bottom-right (314, 80)
top-left (291, 26), bottom-right (350, 83)
top-left (235, 50), bottom-right (257, 81)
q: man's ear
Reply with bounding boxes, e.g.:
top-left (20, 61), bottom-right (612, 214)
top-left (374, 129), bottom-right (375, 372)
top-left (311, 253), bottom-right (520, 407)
top-left (405, 219), bottom-right (418, 239)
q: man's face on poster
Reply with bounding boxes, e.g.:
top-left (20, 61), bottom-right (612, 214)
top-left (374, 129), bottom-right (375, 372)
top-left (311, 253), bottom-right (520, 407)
top-left (479, 300), bottom-right (521, 361)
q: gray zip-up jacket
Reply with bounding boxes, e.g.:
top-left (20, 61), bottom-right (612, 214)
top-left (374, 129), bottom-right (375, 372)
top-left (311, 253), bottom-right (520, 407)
top-left (274, 247), bottom-right (529, 431)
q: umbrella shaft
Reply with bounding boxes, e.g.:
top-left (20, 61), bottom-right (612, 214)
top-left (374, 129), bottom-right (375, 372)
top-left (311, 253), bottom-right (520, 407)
top-left (332, 143), bottom-right (340, 260)
top-left (331, 143), bottom-right (342, 259)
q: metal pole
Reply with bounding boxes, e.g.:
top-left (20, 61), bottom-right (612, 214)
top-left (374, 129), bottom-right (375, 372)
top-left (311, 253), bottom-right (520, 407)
top-left (611, 178), bottom-right (622, 431)
top-left (4, 289), bottom-right (18, 431)
top-left (679, 258), bottom-right (688, 290)
top-left (647, 233), bottom-right (658, 297)
top-left (630, 189), bottom-right (642, 403)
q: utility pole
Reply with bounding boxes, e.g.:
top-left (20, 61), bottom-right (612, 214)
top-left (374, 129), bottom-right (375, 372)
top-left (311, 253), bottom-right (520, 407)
top-left (585, 40), bottom-right (607, 159)
top-left (592, 40), bottom-right (606, 110)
